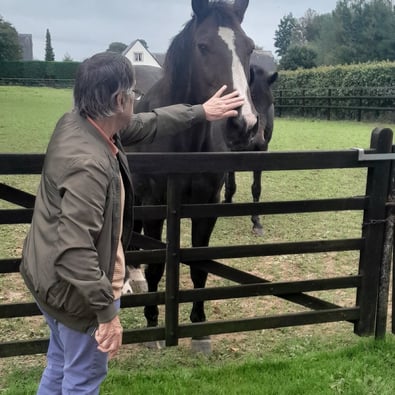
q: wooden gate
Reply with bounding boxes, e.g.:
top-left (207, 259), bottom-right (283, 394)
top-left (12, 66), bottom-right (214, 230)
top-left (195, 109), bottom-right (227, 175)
top-left (0, 127), bottom-right (394, 357)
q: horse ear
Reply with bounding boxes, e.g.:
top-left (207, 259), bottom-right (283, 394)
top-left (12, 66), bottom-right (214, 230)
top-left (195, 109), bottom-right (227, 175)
top-left (233, 0), bottom-right (249, 22)
top-left (192, 0), bottom-right (210, 21)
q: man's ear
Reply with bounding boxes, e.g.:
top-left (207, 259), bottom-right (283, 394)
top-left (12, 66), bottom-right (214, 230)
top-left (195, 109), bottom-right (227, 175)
top-left (116, 92), bottom-right (125, 111)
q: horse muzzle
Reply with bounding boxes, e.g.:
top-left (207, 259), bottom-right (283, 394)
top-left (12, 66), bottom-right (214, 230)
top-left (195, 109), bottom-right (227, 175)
top-left (225, 113), bottom-right (259, 150)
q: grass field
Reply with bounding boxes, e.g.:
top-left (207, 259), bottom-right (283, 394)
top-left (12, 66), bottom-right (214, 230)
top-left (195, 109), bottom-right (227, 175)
top-left (1, 86), bottom-right (395, 394)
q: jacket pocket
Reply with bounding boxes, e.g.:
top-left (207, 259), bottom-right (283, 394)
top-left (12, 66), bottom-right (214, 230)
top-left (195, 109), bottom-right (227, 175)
top-left (46, 281), bottom-right (91, 317)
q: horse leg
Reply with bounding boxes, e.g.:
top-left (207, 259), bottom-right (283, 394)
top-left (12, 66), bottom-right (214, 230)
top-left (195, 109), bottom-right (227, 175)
top-left (142, 219), bottom-right (165, 328)
top-left (251, 170), bottom-right (264, 236)
top-left (139, 219), bottom-right (166, 349)
top-left (223, 172), bottom-right (236, 203)
top-left (189, 217), bottom-right (217, 354)
top-left (123, 211), bottom-right (148, 294)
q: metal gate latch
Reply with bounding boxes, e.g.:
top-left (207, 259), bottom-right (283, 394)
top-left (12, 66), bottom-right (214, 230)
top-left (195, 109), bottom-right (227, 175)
top-left (352, 148), bottom-right (395, 161)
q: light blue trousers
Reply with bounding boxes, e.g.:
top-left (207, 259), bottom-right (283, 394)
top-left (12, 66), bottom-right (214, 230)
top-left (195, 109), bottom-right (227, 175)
top-left (37, 300), bottom-right (120, 395)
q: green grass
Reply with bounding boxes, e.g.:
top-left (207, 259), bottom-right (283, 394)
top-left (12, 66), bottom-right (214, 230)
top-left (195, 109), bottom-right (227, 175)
top-left (1, 86), bottom-right (395, 393)
top-left (103, 337), bottom-right (395, 395)
top-left (0, 86), bottom-right (73, 153)
top-left (2, 337), bottom-right (395, 394)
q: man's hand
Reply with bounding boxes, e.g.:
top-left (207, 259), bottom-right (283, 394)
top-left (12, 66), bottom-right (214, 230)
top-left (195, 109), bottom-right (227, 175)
top-left (95, 315), bottom-right (123, 360)
top-left (202, 85), bottom-right (245, 121)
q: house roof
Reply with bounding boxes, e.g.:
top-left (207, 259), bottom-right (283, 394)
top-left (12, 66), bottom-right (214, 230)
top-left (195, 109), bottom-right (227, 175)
top-left (122, 40), bottom-right (162, 68)
top-left (134, 64), bottom-right (163, 94)
top-left (122, 39), bottom-right (140, 55)
top-left (18, 34), bottom-right (33, 61)
top-left (152, 53), bottom-right (166, 67)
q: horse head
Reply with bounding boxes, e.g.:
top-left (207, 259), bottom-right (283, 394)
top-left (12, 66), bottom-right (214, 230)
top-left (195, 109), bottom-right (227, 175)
top-left (164, 0), bottom-right (258, 150)
top-left (249, 64), bottom-right (278, 151)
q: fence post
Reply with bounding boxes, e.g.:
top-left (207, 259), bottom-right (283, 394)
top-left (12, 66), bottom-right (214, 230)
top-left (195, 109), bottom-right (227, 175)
top-left (375, 143), bottom-right (395, 338)
top-left (278, 90), bottom-right (282, 118)
top-left (357, 89), bottom-right (363, 122)
top-left (355, 128), bottom-right (393, 336)
top-left (327, 88), bottom-right (332, 121)
top-left (165, 175), bottom-right (182, 346)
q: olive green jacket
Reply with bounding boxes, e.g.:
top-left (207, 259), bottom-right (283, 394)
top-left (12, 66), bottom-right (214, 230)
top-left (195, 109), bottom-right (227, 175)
top-left (20, 104), bottom-right (205, 333)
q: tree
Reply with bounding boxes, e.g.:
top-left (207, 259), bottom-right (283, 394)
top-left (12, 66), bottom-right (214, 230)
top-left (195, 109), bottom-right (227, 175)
top-left (360, 0), bottom-right (395, 61)
top-left (274, 13), bottom-right (297, 57)
top-left (315, 0), bottom-right (395, 65)
top-left (45, 28), bottom-right (55, 61)
top-left (286, 0), bottom-right (395, 66)
top-left (310, 14), bottom-right (339, 66)
top-left (279, 45), bottom-right (317, 70)
top-left (106, 42), bottom-right (127, 54)
top-left (0, 16), bottom-right (22, 61)
top-left (299, 9), bottom-right (322, 43)
top-left (63, 52), bottom-right (73, 62)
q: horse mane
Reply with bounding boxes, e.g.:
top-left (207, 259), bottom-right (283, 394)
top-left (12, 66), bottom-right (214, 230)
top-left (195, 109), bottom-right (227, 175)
top-left (162, 1), bottom-right (239, 103)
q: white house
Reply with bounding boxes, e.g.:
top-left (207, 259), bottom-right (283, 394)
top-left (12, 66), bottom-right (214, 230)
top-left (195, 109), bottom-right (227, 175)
top-left (18, 34), bottom-right (33, 60)
top-left (123, 40), bottom-right (161, 68)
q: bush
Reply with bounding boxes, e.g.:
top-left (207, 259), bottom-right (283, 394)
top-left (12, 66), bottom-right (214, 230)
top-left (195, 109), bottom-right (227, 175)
top-left (0, 61), bottom-right (80, 87)
top-left (274, 61), bottom-right (395, 120)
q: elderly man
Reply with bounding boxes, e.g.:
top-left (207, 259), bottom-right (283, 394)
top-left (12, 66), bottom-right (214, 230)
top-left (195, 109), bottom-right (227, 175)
top-left (20, 51), bottom-right (244, 394)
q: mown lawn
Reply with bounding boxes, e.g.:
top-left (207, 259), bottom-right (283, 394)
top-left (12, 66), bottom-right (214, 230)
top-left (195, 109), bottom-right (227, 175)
top-left (0, 86), bottom-right (394, 394)
top-left (2, 337), bottom-right (395, 394)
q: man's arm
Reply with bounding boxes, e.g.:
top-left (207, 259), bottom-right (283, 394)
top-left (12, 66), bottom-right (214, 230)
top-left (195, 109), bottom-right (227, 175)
top-left (120, 85), bottom-right (244, 147)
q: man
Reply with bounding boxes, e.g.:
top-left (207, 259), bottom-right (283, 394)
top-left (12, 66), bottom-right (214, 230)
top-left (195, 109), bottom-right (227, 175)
top-left (20, 51), bottom-right (244, 394)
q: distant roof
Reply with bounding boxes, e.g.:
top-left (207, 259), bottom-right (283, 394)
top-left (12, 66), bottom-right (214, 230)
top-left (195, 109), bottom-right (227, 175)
top-left (152, 53), bottom-right (166, 66)
top-left (123, 40), bottom-right (161, 68)
top-left (18, 34), bottom-right (33, 61)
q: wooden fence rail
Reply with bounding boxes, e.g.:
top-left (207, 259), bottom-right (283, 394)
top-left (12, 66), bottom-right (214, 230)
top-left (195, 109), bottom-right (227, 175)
top-left (0, 77), bottom-right (74, 88)
top-left (0, 127), bottom-right (394, 357)
top-left (274, 88), bottom-right (395, 121)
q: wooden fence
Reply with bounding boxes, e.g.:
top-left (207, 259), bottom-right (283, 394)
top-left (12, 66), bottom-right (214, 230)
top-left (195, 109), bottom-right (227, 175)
top-left (0, 77), bottom-right (75, 88)
top-left (274, 88), bottom-right (395, 121)
top-left (1, 127), bottom-right (395, 357)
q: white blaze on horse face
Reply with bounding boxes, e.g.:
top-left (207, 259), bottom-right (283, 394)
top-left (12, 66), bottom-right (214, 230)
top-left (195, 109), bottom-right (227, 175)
top-left (218, 26), bottom-right (257, 129)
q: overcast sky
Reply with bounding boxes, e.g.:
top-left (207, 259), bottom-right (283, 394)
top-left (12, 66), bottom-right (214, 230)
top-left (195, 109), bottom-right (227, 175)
top-left (1, 0), bottom-right (339, 61)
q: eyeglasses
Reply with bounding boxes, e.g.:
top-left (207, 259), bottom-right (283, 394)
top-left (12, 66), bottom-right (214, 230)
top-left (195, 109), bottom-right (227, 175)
top-left (125, 88), bottom-right (143, 101)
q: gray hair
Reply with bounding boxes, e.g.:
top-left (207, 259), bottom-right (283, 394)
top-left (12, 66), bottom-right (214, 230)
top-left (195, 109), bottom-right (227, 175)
top-left (73, 52), bottom-right (135, 119)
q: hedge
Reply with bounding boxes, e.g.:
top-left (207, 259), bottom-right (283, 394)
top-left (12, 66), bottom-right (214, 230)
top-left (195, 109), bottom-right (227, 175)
top-left (274, 61), bottom-right (395, 120)
top-left (276, 61), bottom-right (395, 90)
top-left (0, 60), bottom-right (79, 87)
top-left (0, 60), bottom-right (394, 120)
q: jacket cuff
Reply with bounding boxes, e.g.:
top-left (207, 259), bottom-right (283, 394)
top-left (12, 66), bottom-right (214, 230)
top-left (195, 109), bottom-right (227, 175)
top-left (96, 302), bottom-right (118, 323)
top-left (190, 104), bottom-right (206, 125)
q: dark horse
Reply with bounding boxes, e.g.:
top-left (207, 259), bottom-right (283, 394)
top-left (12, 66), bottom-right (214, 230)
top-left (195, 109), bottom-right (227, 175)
top-left (223, 63), bottom-right (278, 236)
top-left (126, 0), bottom-right (258, 351)
top-left (134, 65), bottom-right (163, 96)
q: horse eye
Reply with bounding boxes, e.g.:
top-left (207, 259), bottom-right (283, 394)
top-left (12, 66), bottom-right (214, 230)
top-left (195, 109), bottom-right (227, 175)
top-left (198, 43), bottom-right (209, 54)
